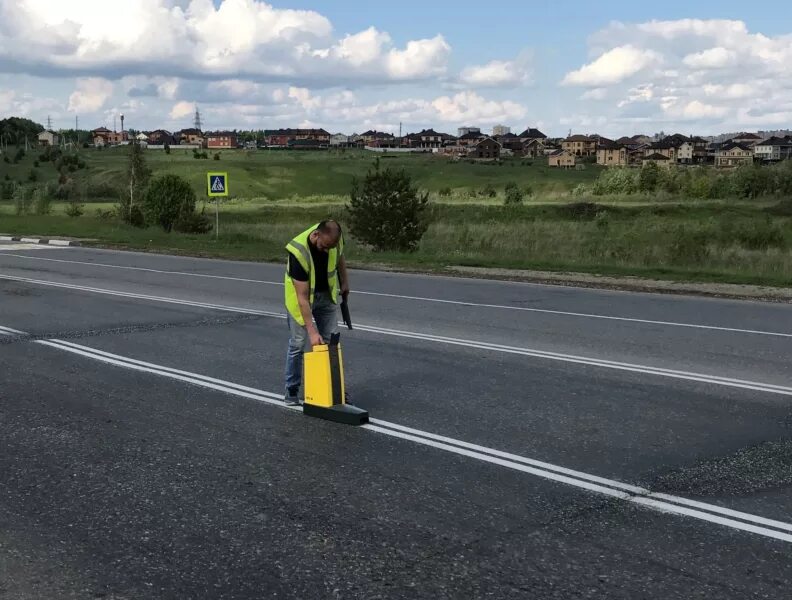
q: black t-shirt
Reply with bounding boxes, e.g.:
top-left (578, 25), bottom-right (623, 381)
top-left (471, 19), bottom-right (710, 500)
top-left (288, 237), bottom-right (329, 292)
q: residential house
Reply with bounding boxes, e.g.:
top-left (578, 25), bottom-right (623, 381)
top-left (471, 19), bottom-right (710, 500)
top-left (518, 128), bottom-right (548, 143)
top-left (715, 142), bottom-right (754, 167)
top-left (206, 131), bottom-right (238, 149)
top-left (458, 126), bottom-right (480, 137)
top-left (754, 136), bottom-right (792, 162)
top-left (329, 133), bottom-right (350, 147)
top-left (503, 138), bottom-right (542, 158)
top-left (264, 128), bottom-right (330, 147)
top-left (135, 132), bottom-right (149, 143)
top-left (360, 130), bottom-right (397, 147)
top-left (642, 153), bottom-right (673, 169)
top-left (562, 134), bottom-right (596, 157)
top-left (92, 127), bottom-right (110, 146)
top-left (644, 140), bottom-right (681, 163)
top-left (548, 149), bottom-right (575, 168)
top-left (288, 138), bottom-right (327, 150)
top-left (417, 128), bottom-right (444, 149)
top-left (177, 128), bottom-right (204, 146)
top-left (596, 138), bottom-right (628, 167)
top-left (37, 130), bottom-right (59, 147)
top-left (469, 137), bottom-right (501, 160)
top-left (91, 126), bottom-right (127, 146)
top-left (147, 130), bottom-right (175, 145)
top-left (457, 131), bottom-right (485, 148)
top-left (729, 132), bottom-right (762, 146)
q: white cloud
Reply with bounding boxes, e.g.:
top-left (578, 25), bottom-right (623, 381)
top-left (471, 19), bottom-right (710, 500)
top-left (572, 18), bottom-right (792, 132)
top-left (682, 47), bottom-right (738, 69)
top-left (67, 78), bottom-right (113, 112)
top-left (581, 88), bottom-right (608, 100)
top-left (430, 91), bottom-right (525, 123)
top-left (386, 35), bottom-right (450, 79)
top-left (0, 0), bottom-right (451, 84)
top-left (460, 52), bottom-right (532, 87)
top-left (562, 46), bottom-right (661, 86)
top-left (169, 100), bottom-right (195, 120)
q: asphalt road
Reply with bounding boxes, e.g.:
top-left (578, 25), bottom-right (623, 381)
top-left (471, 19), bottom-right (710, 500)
top-left (1, 242), bottom-right (791, 599)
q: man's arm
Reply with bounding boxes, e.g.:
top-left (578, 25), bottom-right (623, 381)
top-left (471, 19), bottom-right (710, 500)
top-left (338, 255), bottom-right (350, 296)
top-left (293, 279), bottom-right (323, 347)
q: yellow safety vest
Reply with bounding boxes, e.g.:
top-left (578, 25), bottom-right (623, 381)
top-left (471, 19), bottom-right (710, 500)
top-left (284, 223), bottom-right (344, 325)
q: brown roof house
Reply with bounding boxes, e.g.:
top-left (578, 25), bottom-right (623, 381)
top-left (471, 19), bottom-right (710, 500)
top-left (715, 142), bottom-right (754, 167)
top-left (596, 138), bottom-right (628, 167)
top-left (548, 149), bottom-right (575, 168)
top-left (469, 137), bottom-right (501, 160)
top-left (562, 134), bottom-right (596, 156)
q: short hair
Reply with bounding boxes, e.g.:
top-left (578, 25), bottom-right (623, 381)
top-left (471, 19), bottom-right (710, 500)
top-left (317, 220), bottom-right (342, 239)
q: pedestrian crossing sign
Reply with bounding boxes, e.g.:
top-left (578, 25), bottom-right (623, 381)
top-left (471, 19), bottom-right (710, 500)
top-left (207, 172), bottom-right (228, 197)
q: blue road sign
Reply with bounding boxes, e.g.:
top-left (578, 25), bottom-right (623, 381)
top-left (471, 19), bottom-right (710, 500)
top-left (207, 172), bottom-right (228, 197)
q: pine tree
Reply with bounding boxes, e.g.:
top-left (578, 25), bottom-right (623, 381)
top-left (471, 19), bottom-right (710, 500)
top-left (346, 159), bottom-right (429, 252)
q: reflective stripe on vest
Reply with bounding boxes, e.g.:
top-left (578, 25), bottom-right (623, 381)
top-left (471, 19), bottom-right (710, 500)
top-left (284, 224), bottom-right (342, 326)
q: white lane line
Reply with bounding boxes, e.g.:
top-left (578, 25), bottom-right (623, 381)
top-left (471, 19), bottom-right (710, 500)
top-left (0, 325), bottom-right (26, 334)
top-left (3, 274), bottom-right (790, 397)
top-left (0, 244), bottom-right (60, 251)
top-left (3, 254), bottom-right (790, 338)
top-left (28, 337), bottom-right (792, 543)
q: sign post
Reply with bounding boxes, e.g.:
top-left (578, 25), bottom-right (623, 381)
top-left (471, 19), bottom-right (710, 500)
top-left (206, 172), bottom-right (228, 240)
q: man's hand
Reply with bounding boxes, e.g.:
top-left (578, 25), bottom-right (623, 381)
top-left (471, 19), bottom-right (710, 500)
top-left (341, 282), bottom-right (350, 298)
top-left (308, 328), bottom-right (324, 347)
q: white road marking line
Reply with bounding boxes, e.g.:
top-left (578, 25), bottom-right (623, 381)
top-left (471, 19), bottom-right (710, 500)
top-left (0, 325), bottom-right (26, 334)
top-left (3, 254), bottom-right (790, 338)
top-left (0, 244), bottom-right (61, 251)
top-left (3, 274), bottom-right (790, 397)
top-left (27, 337), bottom-right (792, 544)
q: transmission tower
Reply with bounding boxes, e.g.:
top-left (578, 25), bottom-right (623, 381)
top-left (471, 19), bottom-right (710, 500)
top-left (194, 107), bottom-right (203, 131)
top-left (46, 115), bottom-right (52, 130)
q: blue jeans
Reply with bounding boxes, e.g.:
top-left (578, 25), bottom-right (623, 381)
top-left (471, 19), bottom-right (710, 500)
top-left (284, 291), bottom-right (339, 394)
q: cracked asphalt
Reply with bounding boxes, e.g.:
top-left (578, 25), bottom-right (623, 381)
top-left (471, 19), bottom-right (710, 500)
top-left (1, 244), bottom-right (791, 599)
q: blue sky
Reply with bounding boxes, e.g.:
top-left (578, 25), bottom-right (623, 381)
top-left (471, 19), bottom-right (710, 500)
top-left (1, 0), bottom-right (791, 137)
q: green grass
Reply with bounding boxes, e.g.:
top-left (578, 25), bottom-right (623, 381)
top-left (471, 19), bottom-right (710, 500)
top-left (2, 200), bottom-right (791, 287)
top-left (0, 146), bottom-right (600, 202)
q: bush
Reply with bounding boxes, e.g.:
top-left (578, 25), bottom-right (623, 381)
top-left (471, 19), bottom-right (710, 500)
top-left (478, 183), bottom-right (497, 198)
top-left (33, 186), bottom-right (52, 215)
top-left (65, 199), bottom-right (84, 217)
top-left (593, 167), bottom-right (637, 195)
top-left (27, 168), bottom-right (38, 182)
top-left (143, 174), bottom-right (198, 232)
top-left (561, 202), bottom-right (605, 220)
top-left (213, 152), bottom-right (220, 160)
top-left (504, 181), bottom-right (524, 205)
top-left (735, 219), bottom-right (786, 250)
top-left (438, 186), bottom-right (452, 197)
top-left (1, 180), bottom-right (14, 200)
top-left (95, 208), bottom-right (115, 220)
top-left (14, 147), bottom-right (25, 162)
top-left (2, 155), bottom-right (9, 163)
top-left (174, 209), bottom-right (213, 234)
top-left (13, 185), bottom-right (34, 215)
top-left (164, 143), bottom-right (170, 154)
top-left (638, 162), bottom-right (660, 192)
top-left (669, 227), bottom-right (709, 265)
top-left (347, 159), bottom-right (429, 252)
top-left (33, 160), bottom-right (39, 167)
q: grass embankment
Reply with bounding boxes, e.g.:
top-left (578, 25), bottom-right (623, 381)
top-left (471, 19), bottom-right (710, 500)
top-left (1, 146), bottom-right (598, 202)
top-left (2, 200), bottom-right (791, 287)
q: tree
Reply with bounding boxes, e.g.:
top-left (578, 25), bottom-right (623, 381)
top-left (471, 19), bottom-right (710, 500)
top-left (638, 162), bottom-right (660, 192)
top-left (504, 181), bottom-right (524, 205)
top-left (122, 141), bottom-right (151, 223)
top-left (143, 174), bottom-right (197, 232)
top-left (346, 159), bottom-right (429, 252)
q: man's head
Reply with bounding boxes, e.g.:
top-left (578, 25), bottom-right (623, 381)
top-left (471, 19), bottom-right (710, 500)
top-left (311, 220), bottom-right (342, 252)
